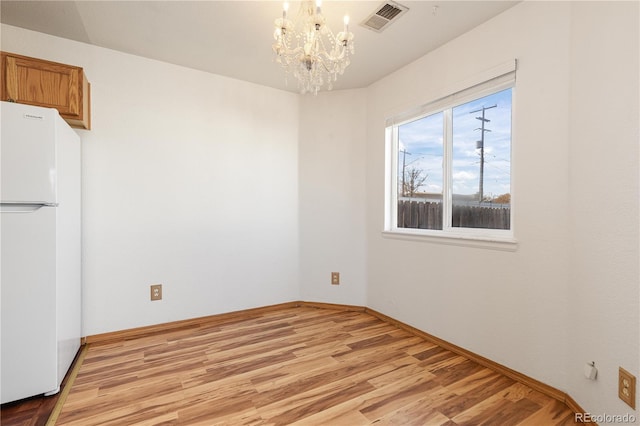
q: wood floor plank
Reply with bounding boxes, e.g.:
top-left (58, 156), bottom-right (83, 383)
top-left (359, 374), bottom-right (442, 421)
top-left (249, 355), bottom-right (340, 391)
top-left (59, 382), bottom-right (183, 426)
top-left (515, 399), bottom-right (580, 426)
top-left (261, 380), bottom-right (377, 425)
top-left (436, 373), bottom-right (516, 418)
top-left (373, 389), bottom-right (455, 426)
top-left (366, 357), bottom-right (434, 389)
top-left (290, 408), bottom-right (371, 426)
top-left (451, 383), bottom-right (541, 425)
top-left (176, 385), bottom-right (259, 424)
top-left (251, 353), bottom-right (405, 410)
top-left (448, 367), bottom-right (505, 395)
top-left (44, 306), bottom-right (580, 425)
top-left (377, 405), bottom-right (452, 426)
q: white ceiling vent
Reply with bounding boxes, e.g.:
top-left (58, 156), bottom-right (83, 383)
top-left (361, 1), bottom-right (409, 33)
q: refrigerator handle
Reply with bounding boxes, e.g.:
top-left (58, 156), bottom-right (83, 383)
top-left (0, 203), bottom-right (57, 213)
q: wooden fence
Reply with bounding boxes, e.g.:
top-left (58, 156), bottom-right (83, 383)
top-left (397, 200), bottom-right (510, 230)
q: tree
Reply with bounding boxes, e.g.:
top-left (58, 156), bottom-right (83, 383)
top-left (403, 167), bottom-right (428, 197)
top-left (492, 193), bottom-right (511, 204)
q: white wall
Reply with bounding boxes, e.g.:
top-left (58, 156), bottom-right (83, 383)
top-left (567, 1), bottom-right (640, 419)
top-left (367, 0), bottom-right (572, 388)
top-left (1, 25), bottom-right (301, 336)
top-left (298, 90), bottom-right (368, 305)
top-left (365, 0), bottom-right (639, 420)
top-left (2, 0), bottom-right (639, 418)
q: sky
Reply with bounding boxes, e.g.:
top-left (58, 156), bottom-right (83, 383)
top-left (398, 88), bottom-right (512, 199)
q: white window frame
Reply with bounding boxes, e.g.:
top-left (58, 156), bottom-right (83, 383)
top-left (383, 61), bottom-right (518, 251)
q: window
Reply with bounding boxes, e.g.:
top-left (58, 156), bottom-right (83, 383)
top-left (385, 66), bottom-right (515, 244)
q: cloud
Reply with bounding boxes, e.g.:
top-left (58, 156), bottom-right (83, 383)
top-left (452, 171), bottom-right (476, 181)
top-left (395, 88), bottom-right (512, 197)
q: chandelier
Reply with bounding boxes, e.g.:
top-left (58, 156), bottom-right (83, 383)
top-left (273, 1), bottom-right (355, 95)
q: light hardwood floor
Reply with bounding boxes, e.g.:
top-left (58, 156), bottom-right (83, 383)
top-left (54, 306), bottom-right (579, 425)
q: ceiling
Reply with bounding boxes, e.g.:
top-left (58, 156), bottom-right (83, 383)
top-left (0, 1), bottom-right (518, 93)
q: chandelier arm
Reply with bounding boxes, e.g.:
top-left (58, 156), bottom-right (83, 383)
top-left (275, 45), bottom-right (305, 57)
top-left (316, 49), bottom-right (347, 62)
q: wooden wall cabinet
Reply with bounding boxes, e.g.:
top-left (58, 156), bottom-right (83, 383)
top-left (1, 52), bottom-right (91, 130)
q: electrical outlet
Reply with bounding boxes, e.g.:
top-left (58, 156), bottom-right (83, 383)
top-left (331, 272), bottom-right (340, 285)
top-left (150, 284), bottom-right (162, 301)
top-left (619, 367), bottom-right (636, 409)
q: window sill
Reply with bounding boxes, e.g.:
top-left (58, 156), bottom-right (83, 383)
top-left (382, 229), bottom-right (518, 252)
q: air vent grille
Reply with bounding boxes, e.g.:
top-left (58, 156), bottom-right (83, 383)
top-left (363, 15), bottom-right (389, 31)
top-left (376, 3), bottom-right (404, 20)
top-left (361, 1), bottom-right (408, 33)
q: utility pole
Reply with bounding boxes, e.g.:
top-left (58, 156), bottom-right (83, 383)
top-left (470, 104), bottom-right (496, 202)
top-left (399, 149), bottom-right (411, 197)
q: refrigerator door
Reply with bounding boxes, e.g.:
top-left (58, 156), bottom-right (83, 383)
top-left (1, 102), bottom-right (57, 204)
top-left (53, 111), bottom-right (82, 387)
top-left (1, 205), bottom-right (58, 404)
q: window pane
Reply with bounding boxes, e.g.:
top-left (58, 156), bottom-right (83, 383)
top-left (397, 112), bottom-right (444, 230)
top-left (451, 89), bottom-right (511, 229)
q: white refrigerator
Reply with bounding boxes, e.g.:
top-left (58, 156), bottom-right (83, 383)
top-left (0, 101), bottom-right (81, 404)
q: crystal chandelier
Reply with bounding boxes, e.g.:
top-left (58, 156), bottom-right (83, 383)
top-left (273, 1), bottom-right (355, 95)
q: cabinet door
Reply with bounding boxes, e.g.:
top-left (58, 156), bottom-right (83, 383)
top-left (1, 52), bottom-right (90, 129)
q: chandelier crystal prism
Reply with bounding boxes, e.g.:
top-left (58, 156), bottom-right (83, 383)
top-left (273, 0), bottom-right (355, 95)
